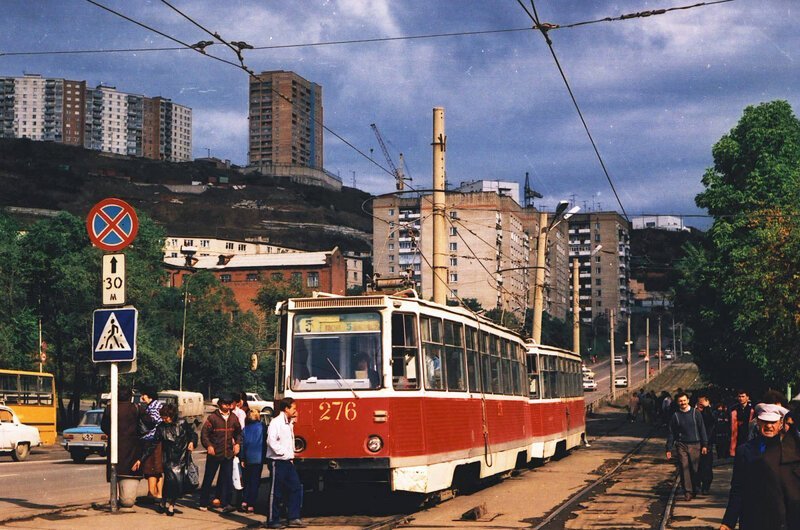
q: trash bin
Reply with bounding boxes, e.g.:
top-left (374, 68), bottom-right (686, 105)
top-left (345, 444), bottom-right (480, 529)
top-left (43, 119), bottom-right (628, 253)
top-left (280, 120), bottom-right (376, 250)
top-left (118, 477), bottom-right (140, 507)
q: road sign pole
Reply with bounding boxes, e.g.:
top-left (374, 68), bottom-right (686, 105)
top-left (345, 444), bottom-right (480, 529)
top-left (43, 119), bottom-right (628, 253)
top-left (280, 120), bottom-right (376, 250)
top-left (109, 361), bottom-right (119, 511)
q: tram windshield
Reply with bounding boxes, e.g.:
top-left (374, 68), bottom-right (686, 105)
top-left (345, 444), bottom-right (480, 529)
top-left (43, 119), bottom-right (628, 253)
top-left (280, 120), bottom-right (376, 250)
top-left (291, 312), bottom-right (383, 390)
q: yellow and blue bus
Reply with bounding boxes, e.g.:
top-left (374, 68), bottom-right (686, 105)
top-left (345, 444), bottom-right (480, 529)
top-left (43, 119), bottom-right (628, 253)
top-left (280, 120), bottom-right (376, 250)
top-left (0, 369), bottom-right (57, 444)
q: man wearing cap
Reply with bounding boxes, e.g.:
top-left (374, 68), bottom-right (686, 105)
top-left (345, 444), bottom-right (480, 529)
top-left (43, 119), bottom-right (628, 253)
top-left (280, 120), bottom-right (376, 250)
top-left (666, 392), bottom-right (708, 501)
top-left (720, 403), bottom-right (800, 530)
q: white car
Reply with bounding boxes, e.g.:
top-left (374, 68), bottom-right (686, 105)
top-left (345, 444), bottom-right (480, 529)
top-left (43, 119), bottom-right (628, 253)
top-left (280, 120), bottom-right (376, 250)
top-left (614, 355), bottom-right (625, 364)
top-left (0, 405), bottom-right (42, 461)
top-left (664, 351), bottom-right (674, 360)
top-left (244, 392), bottom-right (273, 416)
top-left (581, 365), bottom-right (595, 379)
top-left (614, 375), bottom-right (628, 388)
top-left (582, 378), bottom-right (598, 391)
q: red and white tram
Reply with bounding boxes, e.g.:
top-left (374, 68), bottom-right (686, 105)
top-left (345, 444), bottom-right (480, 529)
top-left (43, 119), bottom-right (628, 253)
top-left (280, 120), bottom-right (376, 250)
top-left (274, 290), bottom-right (585, 495)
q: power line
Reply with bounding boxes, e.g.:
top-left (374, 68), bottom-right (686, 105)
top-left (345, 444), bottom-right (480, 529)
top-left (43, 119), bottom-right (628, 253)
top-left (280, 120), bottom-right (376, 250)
top-left (1, 1), bottom-right (733, 58)
top-left (83, 0), bottom-right (246, 73)
top-left (517, 0), bottom-right (629, 221)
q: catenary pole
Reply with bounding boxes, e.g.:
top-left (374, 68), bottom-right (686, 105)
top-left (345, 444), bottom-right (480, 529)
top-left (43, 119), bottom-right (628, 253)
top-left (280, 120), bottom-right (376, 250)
top-left (431, 107), bottom-right (447, 306)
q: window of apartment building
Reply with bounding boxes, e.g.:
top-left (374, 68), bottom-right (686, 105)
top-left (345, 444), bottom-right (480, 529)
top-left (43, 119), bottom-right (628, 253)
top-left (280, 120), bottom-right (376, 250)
top-left (291, 272), bottom-right (302, 283)
top-left (450, 211), bottom-right (458, 219)
top-left (225, 242), bottom-right (234, 251)
top-left (388, 209), bottom-right (394, 216)
top-left (388, 255), bottom-right (394, 262)
top-left (200, 239), bottom-right (210, 248)
top-left (595, 222), bottom-right (600, 229)
top-left (183, 239), bottom-right (194, 247)
top-left (595, 256), bottom-right (601, 263)
top-left (596, 301), bottom-right (602, 307)
top-left (449, 273), bottom-right (458, 283)
top-left (596, 267), bottom-right (601, 274)
top-left (307, 272), bottom-right (320, 288)
top-left (449, 242), bottom-right (457, 252)
top-left (450, 257), bottom-right (458, 267)
top-left (271, 272), bottom-right (283, 281)
top-left (595, 233), bottom-right (601, 242)
top-left (450, 227), bottom-right (458, 236)
top-left (220, 274), bottom-right (231, 283)
top-left (170, 252), bottom-right (178, 258)
top-left (246, 273), bottom-right (259, 282)
top-left (596, 289), bottom-right (602, 297)
top-left (595, 278), bottom-right (602, 285)
top-left (388, 243), bottom-right (394, 250)
top-left (353, 271), bottom-right (358, 280)
top-left (389, 266), bottom-right (395, 273)
top-left (239, 244), bottom-right (247, 251)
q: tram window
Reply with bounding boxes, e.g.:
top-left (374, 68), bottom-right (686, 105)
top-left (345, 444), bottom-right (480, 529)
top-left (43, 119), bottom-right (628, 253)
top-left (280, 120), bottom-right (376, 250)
top-left (491, 356), bottom-right (502, 394)
top-left (291, 312), bottom-right (382, 391)
top-left (391, 313), bottom-right (419, 390)
top-left (500, 339), bottom-right (509, 359)
top-left (444, 320), bottom-right (466, 392)
top-left (511, 362), bottom-right (521, 396)
top-left (527, 353), bottom-right (539, 398)
top-left (501, 358), bottom-right (512, 394)
top-left (278, 314), bottom-right (287, 393)
top-left (465, 327), bottom-right (480, 392)
top-left (481, 353), bottom-right (492, 394)
top-left (421, 316), bottom-right (445, 390)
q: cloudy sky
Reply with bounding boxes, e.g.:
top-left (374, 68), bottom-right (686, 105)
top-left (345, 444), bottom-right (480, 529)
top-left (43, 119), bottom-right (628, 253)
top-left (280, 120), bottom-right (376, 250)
top-left (2, 1), bottom-right (798, 227)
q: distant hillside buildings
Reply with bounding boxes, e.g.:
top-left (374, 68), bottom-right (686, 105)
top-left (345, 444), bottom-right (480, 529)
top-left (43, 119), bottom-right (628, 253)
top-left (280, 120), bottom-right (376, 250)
top-left (0, 74), bottom-right (191, 162)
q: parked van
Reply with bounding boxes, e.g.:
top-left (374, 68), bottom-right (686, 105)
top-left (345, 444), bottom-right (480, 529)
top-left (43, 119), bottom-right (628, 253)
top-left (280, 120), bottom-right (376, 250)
top-left (157, 390), bottom-right (205, 428)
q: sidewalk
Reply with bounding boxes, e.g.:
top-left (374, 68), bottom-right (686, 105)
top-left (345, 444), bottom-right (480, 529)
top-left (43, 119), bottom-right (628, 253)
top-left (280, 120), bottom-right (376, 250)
top-left (667, 457), bottom-right (732, 529)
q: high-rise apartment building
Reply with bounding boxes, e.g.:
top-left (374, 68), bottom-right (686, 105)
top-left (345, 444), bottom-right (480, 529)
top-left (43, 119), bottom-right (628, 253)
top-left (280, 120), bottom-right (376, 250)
top-left (568, 211), bottom-right (632, 325)
top-left (0, 74), bottom-right (191, 162)
top-left (372, 188), bottom-right (572, 321)
top-left (248, 70), bottom-right (323, 168)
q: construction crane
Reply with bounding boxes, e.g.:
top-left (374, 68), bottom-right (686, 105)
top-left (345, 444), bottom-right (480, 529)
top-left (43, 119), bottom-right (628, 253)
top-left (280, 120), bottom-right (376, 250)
top-left (370, 123), bottom-right (411, 191)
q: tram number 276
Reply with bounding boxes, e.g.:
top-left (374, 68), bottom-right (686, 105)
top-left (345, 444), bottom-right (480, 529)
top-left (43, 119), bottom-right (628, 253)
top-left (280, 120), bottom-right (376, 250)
top-left (319, 401), bottom-right (357, 421)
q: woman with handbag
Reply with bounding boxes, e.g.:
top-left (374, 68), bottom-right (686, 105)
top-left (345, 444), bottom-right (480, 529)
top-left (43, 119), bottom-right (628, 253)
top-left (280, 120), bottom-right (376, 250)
top-left (133, 403), bottom-right (197, 516)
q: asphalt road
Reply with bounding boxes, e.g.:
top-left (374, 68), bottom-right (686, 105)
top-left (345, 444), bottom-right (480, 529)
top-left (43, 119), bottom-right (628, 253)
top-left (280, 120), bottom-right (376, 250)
top-left (583, 354), bottom-right (675, 405)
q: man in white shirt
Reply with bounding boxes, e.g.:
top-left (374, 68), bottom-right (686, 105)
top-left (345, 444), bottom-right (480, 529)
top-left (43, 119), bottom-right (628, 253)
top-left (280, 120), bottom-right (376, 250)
top-left (265, 398), bottom-right (305, 529)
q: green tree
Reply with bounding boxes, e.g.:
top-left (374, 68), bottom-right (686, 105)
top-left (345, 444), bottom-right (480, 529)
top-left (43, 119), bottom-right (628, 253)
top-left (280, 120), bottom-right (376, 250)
top-left (676, 100), bottom-right (800, 390)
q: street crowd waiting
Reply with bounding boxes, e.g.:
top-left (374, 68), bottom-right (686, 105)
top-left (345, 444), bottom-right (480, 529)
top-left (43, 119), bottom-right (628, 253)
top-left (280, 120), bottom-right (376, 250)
top-left (102, 388), bottom-right (305, 529)
top-left (624, 386), bottom-right (800, 530)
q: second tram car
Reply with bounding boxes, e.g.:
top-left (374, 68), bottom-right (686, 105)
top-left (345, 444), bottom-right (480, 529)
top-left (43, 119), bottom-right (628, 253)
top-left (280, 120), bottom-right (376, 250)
top-left (275, 290), bottom-right (585, 495)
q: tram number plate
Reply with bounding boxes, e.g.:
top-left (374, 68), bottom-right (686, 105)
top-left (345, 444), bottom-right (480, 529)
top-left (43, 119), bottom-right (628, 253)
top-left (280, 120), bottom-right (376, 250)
top-left (319, 401), bottom-right (357, 421)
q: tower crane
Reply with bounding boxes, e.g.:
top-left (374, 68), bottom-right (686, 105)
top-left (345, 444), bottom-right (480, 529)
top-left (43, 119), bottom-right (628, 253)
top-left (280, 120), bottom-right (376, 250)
top-left (370, 123), bottom-right (411, 191)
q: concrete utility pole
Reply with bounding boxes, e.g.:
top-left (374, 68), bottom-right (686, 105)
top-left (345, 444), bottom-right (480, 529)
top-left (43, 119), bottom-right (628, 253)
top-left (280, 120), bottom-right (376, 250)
top-left (572, 258), bottom-right (580, 354)
top-left (672, 314), bottom-right (676, 354)
top-left (626, 315), bottom-right (632, 388)
top-left (645, 317), bottom-right (650, 383)
top-left (431, 107), bottom-right (448, 306)
top-left (610, 310), bottom-right (616, 400)
top-left (658, 316), bottom-right (663, 373)
top-left (532, 211), bottom-right (548, 343)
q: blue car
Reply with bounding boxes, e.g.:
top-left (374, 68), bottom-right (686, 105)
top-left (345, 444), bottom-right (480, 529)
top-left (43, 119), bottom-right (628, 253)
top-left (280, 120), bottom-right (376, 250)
top-left (61, 409), bottom-right (107, 463)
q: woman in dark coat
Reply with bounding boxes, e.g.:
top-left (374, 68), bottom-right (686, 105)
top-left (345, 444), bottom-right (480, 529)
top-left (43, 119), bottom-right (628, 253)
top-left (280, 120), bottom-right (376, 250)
top-left (133, 403), bottom-right (197, 516)
top-left (100, 387), bottom-right (142, 479)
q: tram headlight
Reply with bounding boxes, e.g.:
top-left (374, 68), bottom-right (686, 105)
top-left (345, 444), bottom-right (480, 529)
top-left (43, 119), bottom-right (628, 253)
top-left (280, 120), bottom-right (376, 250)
top-left (294, 436), bottom-right (307, 453)
top-left (366, 435), bottom-right (383, 453)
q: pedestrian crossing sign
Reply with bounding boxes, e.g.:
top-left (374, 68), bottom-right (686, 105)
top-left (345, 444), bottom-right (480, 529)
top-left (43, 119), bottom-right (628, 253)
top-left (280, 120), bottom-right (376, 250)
top-left (92, 307), bottom-right (137, 362)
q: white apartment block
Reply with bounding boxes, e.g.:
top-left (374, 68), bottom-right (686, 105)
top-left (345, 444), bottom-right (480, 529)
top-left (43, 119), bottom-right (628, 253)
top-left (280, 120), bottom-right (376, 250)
top-left (164, 236), bottom-right (300, 260)
top-left (0, 74), bottom-right (191, 162)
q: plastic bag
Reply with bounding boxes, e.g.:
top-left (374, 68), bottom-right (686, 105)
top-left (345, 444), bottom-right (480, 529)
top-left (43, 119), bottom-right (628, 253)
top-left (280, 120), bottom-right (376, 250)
top-left (232, 456), bottom-right (243, 490)
top-left (183, 453), bottom-right (200, 493)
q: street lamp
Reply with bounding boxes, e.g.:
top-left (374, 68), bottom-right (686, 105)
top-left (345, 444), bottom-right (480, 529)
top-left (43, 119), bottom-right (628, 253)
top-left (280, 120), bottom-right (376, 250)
top-left (532, 202), bottom-right (580, 343)
top-left (178, 245), bottom-right (196, 392)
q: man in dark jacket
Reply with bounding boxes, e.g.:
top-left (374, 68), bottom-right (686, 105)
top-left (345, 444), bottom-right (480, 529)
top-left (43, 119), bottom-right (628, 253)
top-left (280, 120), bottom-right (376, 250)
top-left (198, 393), bottom-right (242, 512)
top-left (729, 390), bottom-right (754, 457)
top-left (100, 386), bottom-right (142, 508)
top-left (696, 395), bottom-right (716, 494)
top-left (720, 403), bottom-right (800, 530)
top-left (666, 392), bottom-right (708, 501)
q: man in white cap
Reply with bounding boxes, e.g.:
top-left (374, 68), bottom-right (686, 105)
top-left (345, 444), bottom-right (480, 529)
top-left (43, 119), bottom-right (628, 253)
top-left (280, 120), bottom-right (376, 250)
top-left (720, 403), bottom-right (800, 530)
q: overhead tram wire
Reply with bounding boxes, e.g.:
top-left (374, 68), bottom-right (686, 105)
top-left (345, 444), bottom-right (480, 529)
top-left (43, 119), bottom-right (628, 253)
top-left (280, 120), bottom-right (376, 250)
top-left (516, 0), bottom-right (629, 221)
top-left (2, 1), bottom-right (733, 58)
top-left (83, 0), bottom-right (245, 73)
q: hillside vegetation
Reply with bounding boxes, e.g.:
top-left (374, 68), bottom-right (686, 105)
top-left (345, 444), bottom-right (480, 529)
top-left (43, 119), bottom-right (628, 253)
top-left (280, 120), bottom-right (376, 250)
top-left (0, 138), bottom-right (372, 252)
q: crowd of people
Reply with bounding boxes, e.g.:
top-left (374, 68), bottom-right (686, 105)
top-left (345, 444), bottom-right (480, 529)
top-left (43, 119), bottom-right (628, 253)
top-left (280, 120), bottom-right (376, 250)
top-left (626, 386), bottom-right (800, 530)
top-left (102, 388), bottom-right (305, 529)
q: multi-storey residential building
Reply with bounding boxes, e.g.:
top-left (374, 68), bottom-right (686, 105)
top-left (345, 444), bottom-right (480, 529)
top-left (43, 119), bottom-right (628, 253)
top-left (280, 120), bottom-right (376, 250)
top-left (249, 70), bottom-right (323, 168)
top-left (374, 190), bottom-right (568, 320)
top-left (164, 236), bottom-right (300, 260)
top-left (631, 215), bottom-right (689, 232)
top-left (568, 211), bottom-right (632, 325)
top-left (0, 74), bottom-right (191, 162)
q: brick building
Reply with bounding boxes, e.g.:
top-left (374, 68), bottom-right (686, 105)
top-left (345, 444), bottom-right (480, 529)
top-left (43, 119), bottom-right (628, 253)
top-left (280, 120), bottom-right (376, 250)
top-left (165, 248), bottom-right (346, 314)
